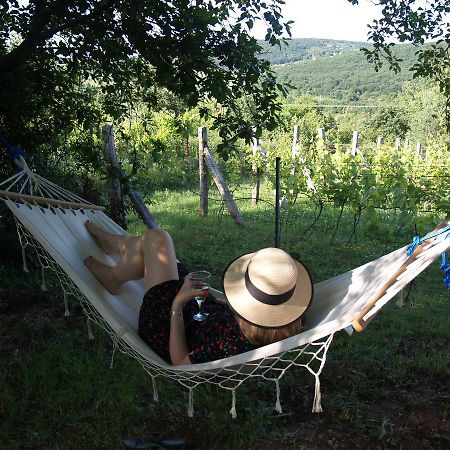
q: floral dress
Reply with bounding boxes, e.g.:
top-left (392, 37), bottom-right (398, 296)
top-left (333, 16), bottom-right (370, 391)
top-left (138, 263), bottom-right (257, 364)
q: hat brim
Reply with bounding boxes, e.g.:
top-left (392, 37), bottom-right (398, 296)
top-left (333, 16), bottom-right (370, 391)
top-left (222, 252), bottom-right (313, 328)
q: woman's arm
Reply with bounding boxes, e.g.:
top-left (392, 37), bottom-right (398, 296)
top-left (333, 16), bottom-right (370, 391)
top-left (169, 276), bottom-right (205, 365)
top-left (169, 311), bottom-right (192, 365)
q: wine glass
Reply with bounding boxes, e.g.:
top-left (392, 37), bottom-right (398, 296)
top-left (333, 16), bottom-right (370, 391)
top-left (188, 271), bottom-right (211, 321)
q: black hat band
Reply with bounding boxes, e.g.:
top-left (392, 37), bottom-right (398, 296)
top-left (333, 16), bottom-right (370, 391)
top-left (244, 268), bottom-right (296, 306)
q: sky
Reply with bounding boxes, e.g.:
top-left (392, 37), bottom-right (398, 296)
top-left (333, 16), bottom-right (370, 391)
top-left (252, 0), bottom-right (383, 42)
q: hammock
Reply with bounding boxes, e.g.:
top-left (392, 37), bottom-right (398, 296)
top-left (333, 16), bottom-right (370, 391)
top-left (1, 157), bottom-right (450, 418)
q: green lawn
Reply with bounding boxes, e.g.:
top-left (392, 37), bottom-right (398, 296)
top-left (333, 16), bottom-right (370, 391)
top-left (1, 182), bottom-right (449, 449)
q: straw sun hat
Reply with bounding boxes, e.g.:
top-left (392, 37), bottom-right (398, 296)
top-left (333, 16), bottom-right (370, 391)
top-left (223, 248), bottom-right (313, 328)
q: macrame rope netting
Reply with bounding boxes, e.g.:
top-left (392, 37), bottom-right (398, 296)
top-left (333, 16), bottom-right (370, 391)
top-left (2, 166), bottom-right (450, 417)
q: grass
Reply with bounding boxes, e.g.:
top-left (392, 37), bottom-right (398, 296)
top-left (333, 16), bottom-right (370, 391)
top-left (1, 180), bottom-right (449, 449)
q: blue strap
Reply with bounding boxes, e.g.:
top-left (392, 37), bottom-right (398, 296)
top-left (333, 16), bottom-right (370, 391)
top-left (441, 252), bottom-right (450, 287)
top-left (0, 132), bottom-right (25, 162)
top-left (407, 224), bottom-right (450, 288)
top-left (407, 224), bottom-right (450, 256)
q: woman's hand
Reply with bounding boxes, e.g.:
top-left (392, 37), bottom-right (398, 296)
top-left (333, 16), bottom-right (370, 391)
top-left (172, 276), bottom-right (207, 310)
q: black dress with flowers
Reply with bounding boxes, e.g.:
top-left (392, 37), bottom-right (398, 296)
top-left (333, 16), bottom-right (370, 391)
top-left (138, 263), bottom-right (257, 364)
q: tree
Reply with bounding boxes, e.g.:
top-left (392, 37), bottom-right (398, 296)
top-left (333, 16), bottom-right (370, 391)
top-left (348, 0), bottom-right (450, 126)
top-left (0, 0), bottom-right (292, 157)
top-left (367, 106), bottom-right (409, 141)
top-left (398, 79), bottom-right (447, 145)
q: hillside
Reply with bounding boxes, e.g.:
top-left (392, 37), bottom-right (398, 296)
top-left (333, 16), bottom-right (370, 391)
top-left (259, 39), bottom-right (419, 102)
top-left (259, 38), bottom-right (368, 65)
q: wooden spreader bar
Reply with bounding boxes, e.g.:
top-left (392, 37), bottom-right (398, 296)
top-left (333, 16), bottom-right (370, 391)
top-left (352, 221), bottom-right (448, 332)
top-left (0, 190), bottom-right (105, 211)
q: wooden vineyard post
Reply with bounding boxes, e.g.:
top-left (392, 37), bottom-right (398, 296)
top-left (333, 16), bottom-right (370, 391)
top-left (416, 143), bottom-right (422, 159)
top-left (376, 136), bottom-right (384, 151)
top-left (317, 127), bottom-right (326, 142)
top-left (103, 124), bottom-right (158, 230)
top-left (123, 179), bottom-right (159, 230)
top-left (294, 125), bottom-right (317, 195)
top-left (289, 126), bottom-right (300, 195)
top-left (198, 126), bottom-right (209, 217)
top-left (251, 132), bottom-right (263, 206)
top-left (395, 138), bottom-right (401, 152)
top-left (198, 126), bottom-right (244, 225)
top-left (351, 130), bottom-right (359, 156)
top-left (292, 125), bottom-right (301, 166)
top-left (274, 157), bottom-right (281, 248)
top-left (404, 138), bottom-right (410, 151)
top-left (102, 125), bottom-right (127, 229)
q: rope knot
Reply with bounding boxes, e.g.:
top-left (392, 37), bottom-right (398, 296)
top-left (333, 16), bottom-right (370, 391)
top-left (407, 236), bottom-right (421, 256)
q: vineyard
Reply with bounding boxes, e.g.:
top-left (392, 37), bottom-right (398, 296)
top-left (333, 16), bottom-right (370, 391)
top-left (261, 136), bottom-right (450, 241)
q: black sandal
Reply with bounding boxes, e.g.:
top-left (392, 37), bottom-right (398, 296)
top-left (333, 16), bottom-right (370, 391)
top-left (123, 435), bottom-right (186, 449)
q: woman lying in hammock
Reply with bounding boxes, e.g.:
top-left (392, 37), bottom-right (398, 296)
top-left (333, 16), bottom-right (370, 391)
top-left (84, 222), bottom-right (313, 365)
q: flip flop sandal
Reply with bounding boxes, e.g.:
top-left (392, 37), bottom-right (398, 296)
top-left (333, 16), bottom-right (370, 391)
top-left (123, 435), bottom-right (186, 449)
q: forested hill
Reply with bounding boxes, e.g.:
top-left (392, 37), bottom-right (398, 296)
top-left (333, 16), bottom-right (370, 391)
top-left (259, 39), bottom-right (418, 102)
top-left (259, 38), bottom-right (368, 65)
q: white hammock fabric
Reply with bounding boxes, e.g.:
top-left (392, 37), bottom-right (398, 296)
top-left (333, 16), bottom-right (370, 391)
top-left (2, 162), bottom-right (450, 417)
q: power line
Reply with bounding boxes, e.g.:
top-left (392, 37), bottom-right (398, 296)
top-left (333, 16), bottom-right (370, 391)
top-left (285, 103), bottom-right (404, 109)
top-left (316, 104), bottom-right (403, 109)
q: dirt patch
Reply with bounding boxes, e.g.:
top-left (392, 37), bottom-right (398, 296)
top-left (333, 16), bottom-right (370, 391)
top-left (0, 287), bottom-right (86, 360)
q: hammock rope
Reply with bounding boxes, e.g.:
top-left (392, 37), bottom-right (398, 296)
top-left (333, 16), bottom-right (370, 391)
top-left (441, 252), bottom-right (450, 287)
top-left (407, 225), bottom-right (450, 287)
top-left (2, 165), bottom-right (449, 417)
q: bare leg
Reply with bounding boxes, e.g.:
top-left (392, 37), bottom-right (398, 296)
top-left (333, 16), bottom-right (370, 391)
top-left (85, 220), bottom-right (136, 255)
top-left (84, 256), bottom-right (123, 294)
top-left (84, 225), bottom-right (179, 294)
top-left (140, 229), bottom-right (179, 292)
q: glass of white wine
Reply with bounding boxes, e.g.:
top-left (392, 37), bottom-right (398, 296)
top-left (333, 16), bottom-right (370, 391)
top-left (188, 271), bottom-right (211, 321)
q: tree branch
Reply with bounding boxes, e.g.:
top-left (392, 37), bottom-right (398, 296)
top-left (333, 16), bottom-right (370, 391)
top-left (0, 0), bottom-right (116, 73)
top-left (0, 0), bottom-right (51, 73)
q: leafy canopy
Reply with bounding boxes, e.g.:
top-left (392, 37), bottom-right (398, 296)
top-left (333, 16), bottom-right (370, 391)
top-left (348, 0), bottom-right (450, 125)
top-left (0, 0), bottom-right (292, 157)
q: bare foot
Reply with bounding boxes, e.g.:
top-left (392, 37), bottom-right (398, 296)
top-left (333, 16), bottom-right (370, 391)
top-left (85, 220), bottom-right (114, 254)
top-left (84, 256), bottom-right (121, 294)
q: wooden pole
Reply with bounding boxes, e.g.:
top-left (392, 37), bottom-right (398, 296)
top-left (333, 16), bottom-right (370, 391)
top-left (203, 147), bottom-right (245, 226)
top-left (351, 130), bottom-right (359, 156)
top-left (395, 138), bottom-right (401, 152)
top-left (291, 125), bottom-right (300, 177)
top-left (376, 136), bottom-right (384, 151)
top-left (122, 178), bottom-right (159, 229)
top-left (198, 126), bottom-right (209, 217)
top-left (251, 132), bottom-right (262, 206)
top-left (290, 125), bottom-right (317, 195)
top-left (403, 138), bottom-right (410, 151)
top-left (0, 190), bottom-right (105, 211)
top-left (317, 128), bottom-right (326, 141)
top-left (275, 157), bottom-right (281, 248)
top-left (292, 125), bottom-right (301, 160)
top-left (352, 221), bottom-right (448, 332)
top-left (102, 125), bottom-right (127, 229)
top-left (416, 143), bottom-right (422, 159)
